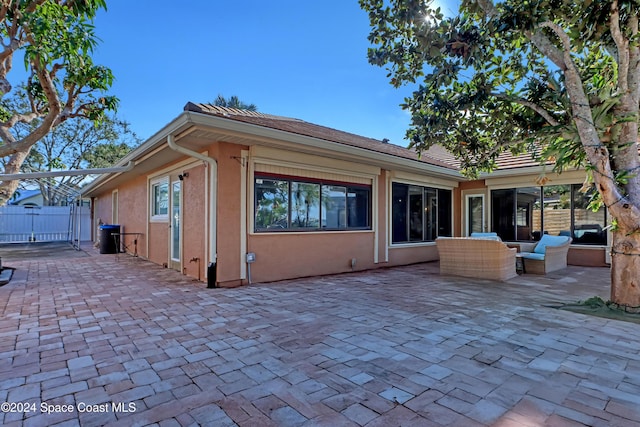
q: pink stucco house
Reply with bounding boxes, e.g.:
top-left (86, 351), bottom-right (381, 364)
top-left (83, 103), bottom-right (608, 287)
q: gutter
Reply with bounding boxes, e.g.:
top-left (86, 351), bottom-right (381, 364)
top-left (0, 161), bottom-right (135, 180)
top-left (167, 134), bottom-right (218, 287)
top-left (182, 111), bottom-right (463, 180)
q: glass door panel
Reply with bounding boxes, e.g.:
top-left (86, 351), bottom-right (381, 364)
top-left (467, 195), bottom-right (484, 235)
top-left (171, 180), bottom-right (181, 269)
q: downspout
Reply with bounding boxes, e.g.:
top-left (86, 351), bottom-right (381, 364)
top-left (167, 134), bottom-right (218, 287)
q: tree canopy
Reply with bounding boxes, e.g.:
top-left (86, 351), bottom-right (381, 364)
top-left (360, 0), bottom-right (640, 307)
top-left (16, 115), bottom-right (139, 205)
top-left (0, 0), bottom-right (117, 205)
top-left (213, 94), bottom-right (258, 111)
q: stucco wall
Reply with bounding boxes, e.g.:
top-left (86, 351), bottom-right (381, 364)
top-left (92, 175), bottom-right (148, 257)
top-left (93, 195), bottom-right (111, 231)
top-left (211, 143), bottom-right (244, 286)
top-left (388, 244), bottom-right (440, 266)
top-left (182, 164), bottom-right (207, 280)
top-left (148, 222), bottom-right (168, 265)
top-left (116, 175), bottom-right (148, 257)
top-left (248, 232), bottom-right (376, 283)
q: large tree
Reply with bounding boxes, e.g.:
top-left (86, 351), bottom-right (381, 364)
top-left (17, 115), bottom-right (139, 205)
top-left (360, 0), bottom-right (640, 308)
top-left (0, 0), bottom-right (117, 206)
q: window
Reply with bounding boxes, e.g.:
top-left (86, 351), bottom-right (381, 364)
top-left (150, 177), bottom-right (169, 220)
top-left (490, 184), bottom-right (606, 245)
top-left (392, 182), bottom-right (452, 244)
top-left (291, 182), bottom-right (320, 229)
top-left (255, 174), bottom-right (371, 232)
top-left (572, 184), bottom-right (607, 245)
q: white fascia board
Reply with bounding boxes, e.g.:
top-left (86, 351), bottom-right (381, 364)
top-left (86, 110), bottom-right (462, 195)
top-left (184, 111), bottom-right (462, 179)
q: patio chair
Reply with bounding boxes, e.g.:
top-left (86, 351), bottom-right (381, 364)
top-left (517, 234), bottom-right (572, 274)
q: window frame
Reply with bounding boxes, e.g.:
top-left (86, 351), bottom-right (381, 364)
top-left (391, 181), bottom-right (453, 245)
top-left (150, 176), bottom-right (169, 222)
top-left (490, 184), bottom-right (607, 245)
top-left (254, 173), bottom-right (372, 233)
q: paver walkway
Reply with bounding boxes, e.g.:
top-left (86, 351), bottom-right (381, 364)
top-left (1, 243), bottom-right (639, 426)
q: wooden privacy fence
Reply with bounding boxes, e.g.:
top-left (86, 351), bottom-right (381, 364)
top-left (0, 205), bottom-right (91, 243)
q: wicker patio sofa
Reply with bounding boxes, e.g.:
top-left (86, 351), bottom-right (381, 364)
top-left (435, 237), bottom-right (518, 281)
top-left (517, 234), bottom-right (572, 274)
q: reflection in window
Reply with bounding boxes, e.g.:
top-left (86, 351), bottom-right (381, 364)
top-left (541, 185), bottom-right (571, 238)
top-left (322, 186), bottom-right (347, 228)
top-left (291, 182), bottom-right (320, 229)
top-left (255, 178), bottom-right (289, 230)
top-left (392, 182), bottom-right (452, 244)
top-left (151, 179), bottom-right (169, 218)
top-left (517, 187), bottom-right (540, 240)
top-left (468, 196), bottom-right (484, 234)
top-left (572, 184), bottom-right (606, 245)
top-left (347, 188), bottom-right (369, 228)
top-left (491, 185), bottom-right (606, 245)
top-left (255, 175), bottom-right (370, 232)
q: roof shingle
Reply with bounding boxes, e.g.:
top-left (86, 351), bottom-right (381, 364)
top-left (184, 102), bottom-right (542, 172)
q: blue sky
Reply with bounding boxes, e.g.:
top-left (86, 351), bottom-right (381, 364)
top-left (88, 1), bottom-right (459, 147)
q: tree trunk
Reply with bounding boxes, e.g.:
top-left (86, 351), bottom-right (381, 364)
top-left (610, 230), bottom-right (640, 310)
top-left (0, 150), bottom-right (29, 206)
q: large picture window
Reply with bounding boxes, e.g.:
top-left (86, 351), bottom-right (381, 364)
top-left (255, 174), bottom-right (371, 232)
top-left (491, 184), bottom-right (606, 245)
top-left (392, 182), bottom-right (452, 244)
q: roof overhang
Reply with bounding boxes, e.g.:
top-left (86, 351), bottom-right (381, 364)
top-left (83, 111), bottom-right (463, 197)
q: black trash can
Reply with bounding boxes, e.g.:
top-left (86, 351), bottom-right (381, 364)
top-left (99, 224), bottom-right (120, 254)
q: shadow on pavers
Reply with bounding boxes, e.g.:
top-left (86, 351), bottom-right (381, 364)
top-left (0, 241), bottom-right (89, 262)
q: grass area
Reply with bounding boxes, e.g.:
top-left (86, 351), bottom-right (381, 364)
top-left (554, 296), bottom-right (640, 324)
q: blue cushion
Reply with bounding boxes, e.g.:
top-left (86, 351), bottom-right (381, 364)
top-left (521, 252), bottom-right (545, 261)
top-left (534, 234), bottom-right (569, 254)
top-left (471, 232), bottom-right (501, 241)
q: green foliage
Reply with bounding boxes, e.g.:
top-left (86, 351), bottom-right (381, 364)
top-left (359, 0), bottom-right (640, 179)
top-left (15, 112), bottom-right (140, 205)
top-left (213, 94), bottom-right (258, 112)
top-left (578, 296), bottom-right (607, 308)
top-left (0, 0), bottom-right (117, 155)
top-left (83, 140), bottom-right (135, 169)
top-left (0, 0), bottom-right (118, 205)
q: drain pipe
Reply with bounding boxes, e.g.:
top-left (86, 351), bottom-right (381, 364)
top-left (167, 134), bottom-right (218, 288)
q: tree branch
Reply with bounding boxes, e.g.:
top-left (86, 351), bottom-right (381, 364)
top-left (474, 0), bottom-right (498, 19)
top-left (524, 29), bottom-right (566, 70)
top-left (610, 0), bottom-right (629, 94)
top-left (492, 93), bottom-right (560, 126)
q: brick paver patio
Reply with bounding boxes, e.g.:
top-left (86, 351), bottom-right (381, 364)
top-left (1, 243), bottom-right (639, 426)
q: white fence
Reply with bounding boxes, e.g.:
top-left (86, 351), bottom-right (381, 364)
top-left (0, 205), bottom-right (91, 243)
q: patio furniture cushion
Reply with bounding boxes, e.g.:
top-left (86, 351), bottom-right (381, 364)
top-left (470, 232), bottom-right (501, 241)
top-left (533, 234), bottom-right (571, 254)
top-left (520, 252), bottom-right (545, 261)
top-left (518, 235), bottom-right (572, 274)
